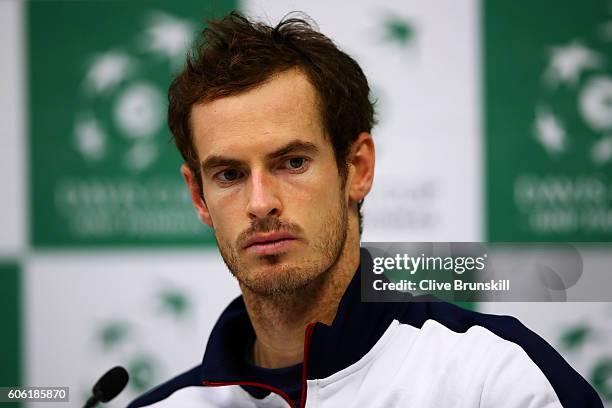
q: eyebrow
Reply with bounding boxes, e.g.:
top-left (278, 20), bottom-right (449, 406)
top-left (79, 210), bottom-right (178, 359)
top-left (200, 139), bottom-right (320, 176)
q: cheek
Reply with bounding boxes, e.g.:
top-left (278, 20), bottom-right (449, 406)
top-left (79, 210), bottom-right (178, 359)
top-left (207, 196), bottom-right (245, 242)
top-left (283, 171), bottom-right (343, 225)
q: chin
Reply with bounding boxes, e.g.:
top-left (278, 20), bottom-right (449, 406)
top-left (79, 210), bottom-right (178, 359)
top-left (238, 261), bottom-right (322, 297)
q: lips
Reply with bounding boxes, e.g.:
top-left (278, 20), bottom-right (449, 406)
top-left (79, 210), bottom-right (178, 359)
top-left (243, 232), bottom-right (297, 249)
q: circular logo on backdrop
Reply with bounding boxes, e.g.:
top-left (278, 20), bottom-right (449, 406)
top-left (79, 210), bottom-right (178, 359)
top-left (534, 11), bottom-right (612, 166)
top-left (73, 11), bottom-right (196, 173)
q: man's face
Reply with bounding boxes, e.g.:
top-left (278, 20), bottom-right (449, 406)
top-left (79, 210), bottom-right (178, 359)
top-left (188, 69), bottom-right (349, 296)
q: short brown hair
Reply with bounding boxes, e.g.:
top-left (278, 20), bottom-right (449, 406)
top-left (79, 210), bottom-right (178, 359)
top-left (168, 11), bottom-right (375, 233)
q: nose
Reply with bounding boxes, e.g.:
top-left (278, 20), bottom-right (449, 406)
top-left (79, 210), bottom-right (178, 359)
top-left (246, 169), bottom-right (282, 220)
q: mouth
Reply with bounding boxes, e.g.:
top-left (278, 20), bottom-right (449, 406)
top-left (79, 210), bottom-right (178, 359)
top-left (243, 233), bottom-right (298, 256)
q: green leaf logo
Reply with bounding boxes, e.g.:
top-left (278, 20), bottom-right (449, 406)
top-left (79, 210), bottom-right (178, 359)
top-left (382, 16), bottom-right (416, 48)
top-left (560, 324), bottom-right (591, 351)
top-left (158, 288), bottom-right (191, 319)
top-left (98, 321), bottom-right (130, 351)
top-left (128, 355), bottom-right (157, 392)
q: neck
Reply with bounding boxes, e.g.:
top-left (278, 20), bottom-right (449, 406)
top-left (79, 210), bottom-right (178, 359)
top-left (241, 226), bottom-right (360, 369)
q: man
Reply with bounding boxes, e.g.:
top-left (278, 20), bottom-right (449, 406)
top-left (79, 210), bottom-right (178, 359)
top-left (128, 12), bottom-right (603, 408)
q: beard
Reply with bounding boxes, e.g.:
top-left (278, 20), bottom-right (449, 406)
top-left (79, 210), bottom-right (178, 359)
top-left (215, 191), bottom-right (348, 297)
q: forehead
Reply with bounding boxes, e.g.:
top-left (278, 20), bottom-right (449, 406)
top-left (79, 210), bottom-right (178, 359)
top-left (190, 69), bottom-right (327, 160)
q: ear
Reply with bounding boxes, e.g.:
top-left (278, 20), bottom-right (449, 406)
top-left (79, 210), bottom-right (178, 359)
top-left (346, 132), bottom-right (375, 204)
top-left (180, 164), bottom-right (214, 228)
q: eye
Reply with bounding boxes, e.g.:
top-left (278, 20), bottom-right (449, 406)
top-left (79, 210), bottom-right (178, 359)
top-left (215, 169), bottom-right (242, 183)
top-left (284, 157), bottom-right (308, 171)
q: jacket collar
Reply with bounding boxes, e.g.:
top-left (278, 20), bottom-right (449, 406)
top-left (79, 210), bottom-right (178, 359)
top-left (199, 247), bottom-right (401, 382)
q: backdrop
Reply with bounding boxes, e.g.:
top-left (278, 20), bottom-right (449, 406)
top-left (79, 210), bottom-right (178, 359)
top-left (0, 0), bottom-right (611, 406)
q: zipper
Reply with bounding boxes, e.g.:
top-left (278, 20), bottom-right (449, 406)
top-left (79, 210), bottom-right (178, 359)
top-left (299, 322), bottom-right (316, 408)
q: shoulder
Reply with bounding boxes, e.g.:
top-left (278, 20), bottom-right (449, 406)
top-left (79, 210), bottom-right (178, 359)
top-left (392, 301), bottom-right (603, 407)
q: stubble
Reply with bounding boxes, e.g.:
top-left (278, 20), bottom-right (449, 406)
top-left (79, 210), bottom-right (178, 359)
top-left (216, 191), bottom-right (348, 298)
